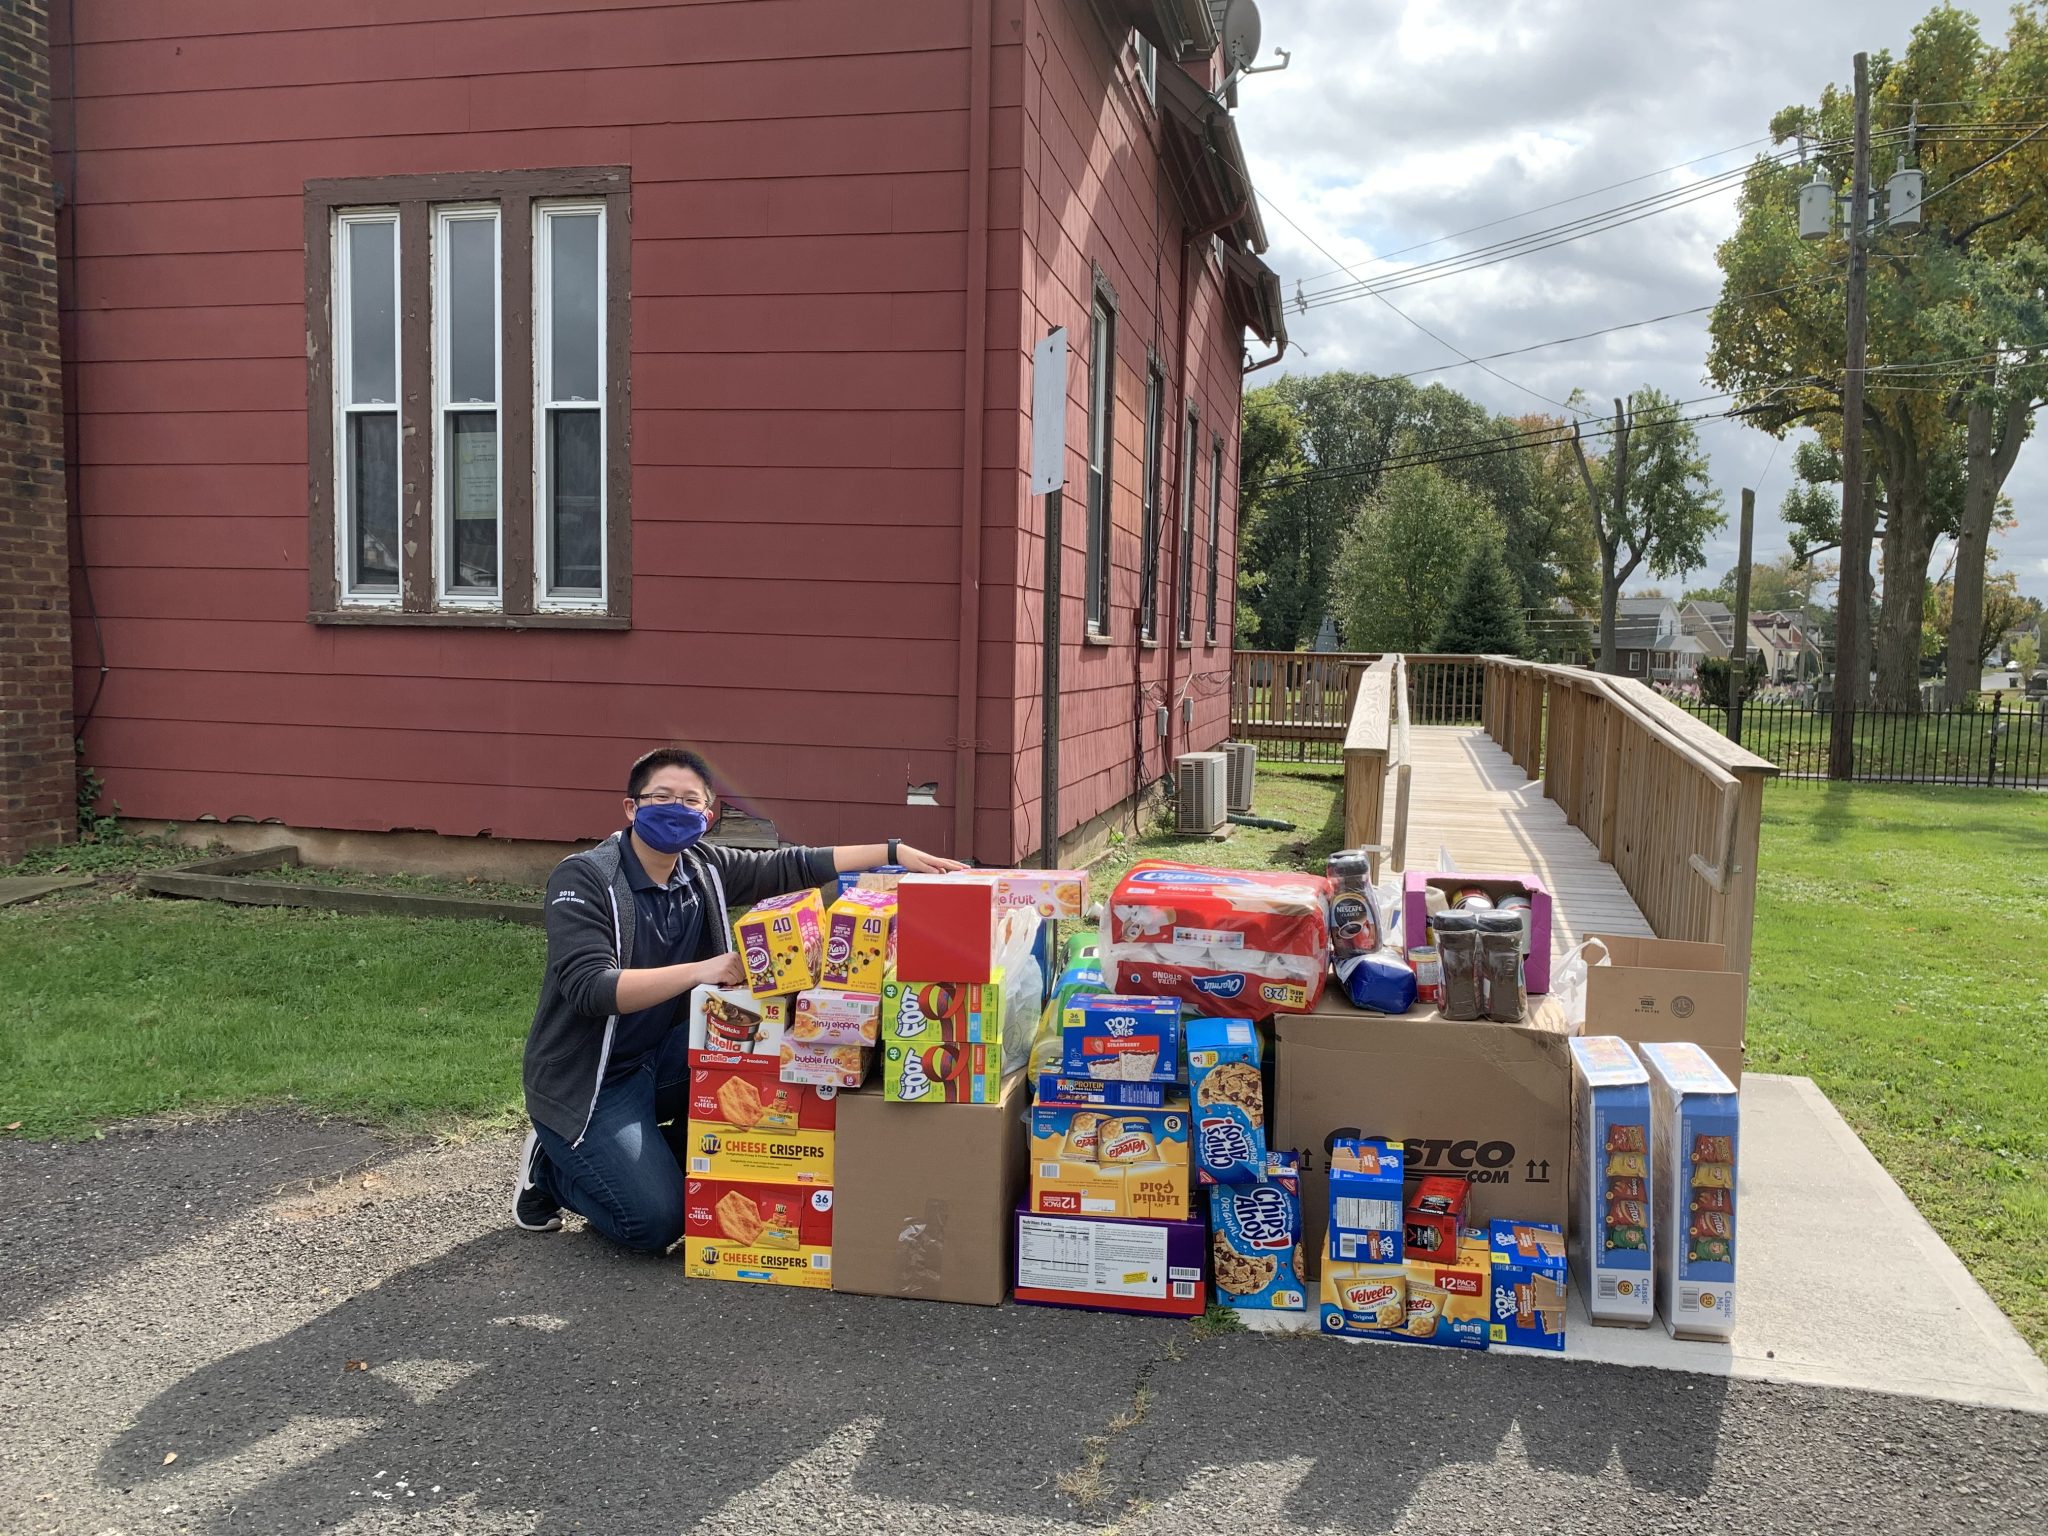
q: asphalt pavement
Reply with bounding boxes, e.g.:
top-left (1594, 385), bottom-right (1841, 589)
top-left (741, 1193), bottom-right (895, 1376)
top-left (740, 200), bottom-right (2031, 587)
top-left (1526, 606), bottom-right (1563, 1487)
top-left (2, 1113), bottom-right (2042, 1535)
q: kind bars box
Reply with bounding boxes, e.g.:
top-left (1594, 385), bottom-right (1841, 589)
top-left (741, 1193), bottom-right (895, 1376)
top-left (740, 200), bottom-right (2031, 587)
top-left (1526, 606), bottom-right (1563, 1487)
top-left (1186, 1016), bottom-right (1268, 1185)
top-left (1015, 1205), bottom-right (1207, 1317)
top-left (1396, 1231), bottom-right (1492, 1350)
top-left (1568, 1035), bottom-right (1656, 1327)
top-left (1488, 1219), bottom-right (1568, 1350)
top-left (1029, 1097), bottom-right (1191, 1220)
top-left (685, 1051), bottom-right (837, 1183)
top-left (1209, 1152), bottom-right (1307, 1312)
top-left (682, 1178), bottom-right (834, 1290)
top-left (1327, 1137), bottom-right (1404, 1263)
top-left (733, 889), bottom-right (826, 997)
top-left (1641, 1040), bottom-right (1739, 1341)
top-left (819, 889), bottom-right (896, 993)
top-left (1062, 996), bottom-right (1183, 1085)
top-left (1034, 1074), bottom-right (1170, 1109)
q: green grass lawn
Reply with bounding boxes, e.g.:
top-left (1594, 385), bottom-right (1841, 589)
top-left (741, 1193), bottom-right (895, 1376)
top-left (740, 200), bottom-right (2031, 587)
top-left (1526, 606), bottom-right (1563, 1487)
top-left (1745, 785), bottom-right (2048, 1354)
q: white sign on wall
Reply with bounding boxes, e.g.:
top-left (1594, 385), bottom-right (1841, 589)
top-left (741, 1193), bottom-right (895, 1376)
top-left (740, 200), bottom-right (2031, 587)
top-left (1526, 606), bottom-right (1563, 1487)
top-left (1029, 327), bottom-right (1068, 497)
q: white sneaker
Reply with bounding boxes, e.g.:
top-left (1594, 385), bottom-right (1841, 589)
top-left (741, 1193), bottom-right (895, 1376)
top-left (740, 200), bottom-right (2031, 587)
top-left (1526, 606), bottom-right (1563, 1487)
top-left (511, 1129), bottom-right (562, 1232)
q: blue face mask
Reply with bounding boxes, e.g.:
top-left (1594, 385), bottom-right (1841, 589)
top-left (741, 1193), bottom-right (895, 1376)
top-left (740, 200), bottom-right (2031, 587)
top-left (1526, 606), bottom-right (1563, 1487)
top-left (633, 802), bottom-right (711, 855)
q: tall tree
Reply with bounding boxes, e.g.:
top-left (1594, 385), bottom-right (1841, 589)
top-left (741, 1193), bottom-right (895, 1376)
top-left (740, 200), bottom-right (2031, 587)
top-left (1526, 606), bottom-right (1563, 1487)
top-left (1706, 6), bottom-right (2048, 710)
top-left (1569, 388), bottom-right (1725, 673)
top-left (1234, 390), bottom-right (1306, 646)
top-left (1331, 465), bottom-right (1497, 653)
top-left (1434, 540), bottom-right (1531, 656)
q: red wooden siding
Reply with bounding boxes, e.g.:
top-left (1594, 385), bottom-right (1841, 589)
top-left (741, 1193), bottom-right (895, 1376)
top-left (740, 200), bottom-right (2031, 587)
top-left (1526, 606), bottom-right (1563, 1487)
top-left (54, 0), bottom-right (1248, 858)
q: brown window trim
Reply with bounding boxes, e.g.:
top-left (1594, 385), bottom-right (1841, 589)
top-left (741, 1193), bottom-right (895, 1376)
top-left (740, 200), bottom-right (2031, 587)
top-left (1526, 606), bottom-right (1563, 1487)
top-left (305, 166), bottom-right (632, 627)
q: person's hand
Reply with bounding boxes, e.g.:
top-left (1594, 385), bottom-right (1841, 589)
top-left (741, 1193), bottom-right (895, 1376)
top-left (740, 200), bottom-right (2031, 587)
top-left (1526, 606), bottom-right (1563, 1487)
top-left (690, 952), bottom-right (745, 989)
top-left (895, 843), bottom-right (968, 874)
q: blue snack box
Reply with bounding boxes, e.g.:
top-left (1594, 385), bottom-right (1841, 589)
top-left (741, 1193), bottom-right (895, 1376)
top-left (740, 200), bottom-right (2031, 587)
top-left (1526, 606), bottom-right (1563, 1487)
top-left (1568, 1036), bottom-right (1655, 1327)
top-left (1185, 1016), bottom-right (1266, 1185)
top-left (1327, 1136), bottom-right (1404, 1262)
top-left (1488, 1218), bottom-right (1568, 1351)
top-left (1060, 995), bottom-right (1183, 1084)
top-left (1035, 1073), bottom-right (1171, 1109)
top-left (1208, 1152), bottom-right (1307, 1312)
top-left (1640, 1040), bottom-right (1739, 1341)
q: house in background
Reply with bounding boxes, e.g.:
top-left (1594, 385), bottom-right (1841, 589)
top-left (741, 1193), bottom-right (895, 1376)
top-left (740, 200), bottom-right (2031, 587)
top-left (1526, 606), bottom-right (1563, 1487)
top-left (1680, 600), bottom-right (1820, 685)
top-left (1611, 596), bottom-right (1700, 683)
top-left (0, 0), bottom-right (1283, 867)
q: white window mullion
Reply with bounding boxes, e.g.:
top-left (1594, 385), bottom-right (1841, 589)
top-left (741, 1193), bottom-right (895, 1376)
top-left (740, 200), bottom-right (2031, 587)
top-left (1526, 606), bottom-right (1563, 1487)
top-left (535, 201), bottom-right (607, 610)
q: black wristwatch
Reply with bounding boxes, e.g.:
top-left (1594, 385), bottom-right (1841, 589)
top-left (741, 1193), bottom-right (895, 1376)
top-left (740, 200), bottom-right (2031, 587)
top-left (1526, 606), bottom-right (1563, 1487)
top-left (887, 838), bottom-right (901, 866)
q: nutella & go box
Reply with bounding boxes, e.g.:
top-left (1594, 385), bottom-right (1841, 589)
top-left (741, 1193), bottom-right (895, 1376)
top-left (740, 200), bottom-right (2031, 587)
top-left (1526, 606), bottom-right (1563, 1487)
top-left (732, 889), bottom-right (826, 996)
top-left (682, 1178), bottom-right (833, 1289)
top-left (819, 889), bottom-right (896, 993)
top-left (1029, 1097), bottom-right (1190, 1220)
top-left (686, 986), bottom-right (790, 1056)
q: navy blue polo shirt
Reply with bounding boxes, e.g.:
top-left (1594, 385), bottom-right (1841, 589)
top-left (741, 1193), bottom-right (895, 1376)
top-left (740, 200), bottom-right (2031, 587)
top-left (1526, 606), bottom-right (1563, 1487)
top-left (608, 832), bottom-right (706, 1072)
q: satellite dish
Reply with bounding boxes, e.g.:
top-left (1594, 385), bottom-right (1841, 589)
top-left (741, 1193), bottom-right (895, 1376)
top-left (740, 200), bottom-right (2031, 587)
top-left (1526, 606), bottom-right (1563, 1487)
top-left (1223, 0), bottom-right (1262, 69)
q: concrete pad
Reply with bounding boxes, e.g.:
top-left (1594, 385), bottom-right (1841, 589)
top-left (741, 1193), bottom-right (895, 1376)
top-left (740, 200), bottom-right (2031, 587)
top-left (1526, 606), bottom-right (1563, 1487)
top-left (0, 874), bottom-right (90, 907)
top-left (1249, 1073), bottom-right (2048, 1414)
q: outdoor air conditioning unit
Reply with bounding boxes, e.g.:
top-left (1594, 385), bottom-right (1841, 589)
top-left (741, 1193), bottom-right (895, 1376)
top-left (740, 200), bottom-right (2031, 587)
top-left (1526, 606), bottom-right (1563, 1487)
top-left (1175, 751), bottom-right (1228, 836)
top-left (1222, 740), bottom-right (1257, 814)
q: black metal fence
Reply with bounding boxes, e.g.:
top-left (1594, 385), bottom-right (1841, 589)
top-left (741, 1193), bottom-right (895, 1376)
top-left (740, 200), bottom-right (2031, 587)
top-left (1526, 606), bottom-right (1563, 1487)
top-left (1660, 690), bottom-right (2048, 787)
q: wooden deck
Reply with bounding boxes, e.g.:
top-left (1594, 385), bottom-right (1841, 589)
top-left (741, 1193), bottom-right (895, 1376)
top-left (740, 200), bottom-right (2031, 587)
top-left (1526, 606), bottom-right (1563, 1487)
top-left (1385, 726), bottom-right (1654, 956)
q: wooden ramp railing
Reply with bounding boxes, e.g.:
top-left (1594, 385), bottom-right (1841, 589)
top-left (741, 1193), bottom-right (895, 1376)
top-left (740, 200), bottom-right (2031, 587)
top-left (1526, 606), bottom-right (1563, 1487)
top-left (1482, 658), bottom-right (1779, 974)
top-left (1339, 654), bottom-right (1412, 880)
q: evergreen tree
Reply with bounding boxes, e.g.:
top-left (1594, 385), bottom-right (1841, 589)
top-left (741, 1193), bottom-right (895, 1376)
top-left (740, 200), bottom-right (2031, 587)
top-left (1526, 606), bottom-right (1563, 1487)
top-left (1433, 541), bottom-right (1529, 656)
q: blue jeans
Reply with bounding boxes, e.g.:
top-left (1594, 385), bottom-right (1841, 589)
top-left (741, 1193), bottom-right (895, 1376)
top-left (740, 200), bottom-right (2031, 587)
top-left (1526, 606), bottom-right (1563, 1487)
top-left (531, 1027), bottom-right (692, 1253)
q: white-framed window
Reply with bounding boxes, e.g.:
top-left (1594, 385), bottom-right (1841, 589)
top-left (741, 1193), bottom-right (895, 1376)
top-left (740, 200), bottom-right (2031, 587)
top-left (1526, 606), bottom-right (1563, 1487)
top-left (1628, 652), bottom-right (1643, 673)
top-left (1084, 286), bottom-right (1116, 636)
top-left (434, 206), bottom-right (502, 603)
top-left (1178, 403), bottom-right (1198, 644)
top-left (1135, 33), bottom-right (1158, 104)
top-left (1205, 433), bottom-right (1223, 644)
top-left (334, 209), bottom-right (401, 605)
top-left (536, 200), bottom-right (607, 609)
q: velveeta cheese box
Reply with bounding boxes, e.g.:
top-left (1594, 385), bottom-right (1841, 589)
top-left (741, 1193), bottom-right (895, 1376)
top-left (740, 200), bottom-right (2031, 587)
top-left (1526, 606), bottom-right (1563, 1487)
top-left (733, 889), bottom-right (826, 997)
top-left (1320, 1260), bottom-right (1407, 1336)
top-left (1029, 1098), bottom-right (1190, 1220)
top-left (682, 1178), bottom-right (833, 1289)
top-left (1394, 1231), bottom-right (1491, 1350)
top-left (819, 889), bottom-right (896, 993)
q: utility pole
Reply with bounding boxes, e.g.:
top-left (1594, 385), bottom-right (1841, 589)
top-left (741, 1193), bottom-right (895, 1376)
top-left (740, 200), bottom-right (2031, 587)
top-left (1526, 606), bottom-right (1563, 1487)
top-left (1829, 51), bottom-right (1871, 781)
top-left (1729, 487), bottom-right (1755, 746)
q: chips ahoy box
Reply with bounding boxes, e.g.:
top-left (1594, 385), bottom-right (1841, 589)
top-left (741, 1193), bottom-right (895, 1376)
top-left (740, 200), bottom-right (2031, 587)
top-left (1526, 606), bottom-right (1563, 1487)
top-left (1327, 1137), bottom-right (1404, 1263)
top-left (1641, 1040), bottom-right (1740, 1342)
top-left (1185, 1016), bottom-right (1267, 1185)
top-left (1208, 1152), bottom-right (1306, 1312)
top-left (1568, 1035), bottom-right (1656, 1328)
top-left (1488, 1219), bottom-right (1568, 1351)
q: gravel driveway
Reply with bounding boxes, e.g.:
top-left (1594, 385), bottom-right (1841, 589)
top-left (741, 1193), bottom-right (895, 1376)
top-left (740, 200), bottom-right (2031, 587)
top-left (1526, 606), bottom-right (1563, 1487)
top-left (2, 1114), bottom-right (2043, 1535)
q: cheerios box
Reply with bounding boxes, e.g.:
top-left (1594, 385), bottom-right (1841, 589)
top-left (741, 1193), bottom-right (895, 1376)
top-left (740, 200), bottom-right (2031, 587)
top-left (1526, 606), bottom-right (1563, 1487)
top-left (733, 889), bottom-right (826, 997)
top-left (1209, 1152), bottom-right (1306, 1312)
top-left (819, 889), bottom-right (896, 993)
top-left (1029, 1097), bottom-right (1191, 1220)
top-left (1568, 1035), bottom-right (1656, 1328)
top-left (682, 1178), bottom-right (834, 1289)
top-left (1488, 1219), bottom-right (1569, 1351)
top-left (1186, 1016), bottom-right (1267, 1185)
top-left (1641, 1040), bottom-right (1739, 1342)
top-left (1060, 996), bottom-right (1183, 1084)
top-left (1319, 1260), bottom-right (1407, 1336)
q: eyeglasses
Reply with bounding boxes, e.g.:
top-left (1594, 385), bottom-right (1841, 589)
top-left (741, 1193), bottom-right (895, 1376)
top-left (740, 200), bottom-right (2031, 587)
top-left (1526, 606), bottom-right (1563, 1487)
top-left (634, 791), bottom-right (711, 810)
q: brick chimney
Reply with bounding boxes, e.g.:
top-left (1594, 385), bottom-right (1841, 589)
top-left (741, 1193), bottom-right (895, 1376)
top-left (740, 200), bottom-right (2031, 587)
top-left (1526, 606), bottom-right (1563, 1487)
top-left (0, 0), bottom-right (73, 863)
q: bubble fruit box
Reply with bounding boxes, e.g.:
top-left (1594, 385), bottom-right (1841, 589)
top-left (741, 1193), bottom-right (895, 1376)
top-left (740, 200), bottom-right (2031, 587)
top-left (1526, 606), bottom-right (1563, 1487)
top-left (1568, 1035), bottom-right (1656, 1328)
top-left (733, 889), bottom-right (826, 997)
top-left (1327, 1136), bottom-right (1404, 1264)
top-left (1060, 996), bottom-right (1184, 1085)
top-left (1641, 1040), bottom-right (1739, 1342)
top-left (1029, 1097), bottom-right (1192, 1221)
top-left (1488, 1219), bottom-right (1569, 1351)
top-left (818, 888), bottom-right (896, 994)
top-left (1320, 1260), bottom-right (1407, 1337)
top-left (1209, 1152), bottom-right (1306, 1313)
top-left (682, 1178), bottom-right (834, 1290)
top-left (791, 988), bottom-right (884, 1048)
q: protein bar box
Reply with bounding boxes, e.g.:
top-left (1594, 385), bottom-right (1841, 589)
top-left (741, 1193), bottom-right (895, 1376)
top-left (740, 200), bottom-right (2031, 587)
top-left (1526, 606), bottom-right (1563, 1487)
top-left (1641, 1040), bottom-right (1739, 1341)
top-left (1013, 1205), bottom-right (1207, 1317)
top-left (1568, 1035), bottom-right (1655, 1327)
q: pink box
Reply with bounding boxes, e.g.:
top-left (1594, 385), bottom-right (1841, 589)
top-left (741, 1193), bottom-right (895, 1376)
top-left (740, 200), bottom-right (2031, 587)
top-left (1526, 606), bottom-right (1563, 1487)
top-left (1402, 872), bottom-right (1554, 994)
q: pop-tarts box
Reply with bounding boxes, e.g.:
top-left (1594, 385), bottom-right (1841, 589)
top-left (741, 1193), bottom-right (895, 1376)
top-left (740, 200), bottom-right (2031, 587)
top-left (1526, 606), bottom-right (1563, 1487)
top-left (1327, 1137), bottom-right (1404, 1262)
top-left (1488, 1219), bottom-right (1568, 1351)
top-left (1641, 1040), bottom-right (1739, 1341)
top-left (1569, 1036), bottom-right (1656, 1327)
top-left (1061, 996), bottom-right (1182, 1084)
top-left (1208, 1152), bottom-right (1306, 1312)
top-left (1185, 1016), bottom-right (1266, 1185)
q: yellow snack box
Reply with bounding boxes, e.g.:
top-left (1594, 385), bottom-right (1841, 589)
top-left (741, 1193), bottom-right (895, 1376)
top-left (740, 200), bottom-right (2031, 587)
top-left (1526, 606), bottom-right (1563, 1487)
top-left (820, 889), bottom-right (897, 993)
top-left (1320, 1261), bottom-right (1407, 1335)
top-left (733, 889), bottom-right (826, 997)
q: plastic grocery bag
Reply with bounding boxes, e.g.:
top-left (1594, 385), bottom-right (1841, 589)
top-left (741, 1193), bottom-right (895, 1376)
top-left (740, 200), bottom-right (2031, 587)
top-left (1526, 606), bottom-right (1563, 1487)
top-left (1550, 937), bottom-right (1611, 1029)
top-left (1335, 948), bottom-right (1418, 1015)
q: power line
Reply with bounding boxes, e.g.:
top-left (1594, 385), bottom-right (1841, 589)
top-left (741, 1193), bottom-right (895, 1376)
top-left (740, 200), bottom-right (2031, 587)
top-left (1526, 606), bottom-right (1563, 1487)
top-left (1918, 120), bottom-right (2048, 206)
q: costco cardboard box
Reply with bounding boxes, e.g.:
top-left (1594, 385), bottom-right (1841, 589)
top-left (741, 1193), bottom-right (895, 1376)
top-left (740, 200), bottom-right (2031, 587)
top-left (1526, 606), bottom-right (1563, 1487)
top-left (1582, 935), bottom-right (1746, 1085)
top-left (830, 1072), bottom-right (1028, 1305)
top-left (1276, 996), bottom-right (1572, 1273)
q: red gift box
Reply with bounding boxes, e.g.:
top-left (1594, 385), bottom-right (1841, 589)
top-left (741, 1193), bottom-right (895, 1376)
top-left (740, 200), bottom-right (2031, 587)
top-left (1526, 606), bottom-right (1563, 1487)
top-left (895, 875), bottom-right (1000, 983)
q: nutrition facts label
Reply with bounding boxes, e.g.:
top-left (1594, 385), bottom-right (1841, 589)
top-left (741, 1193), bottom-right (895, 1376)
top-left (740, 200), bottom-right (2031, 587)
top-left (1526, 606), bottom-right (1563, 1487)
top-left (1017, 1216), bottom-right (1167, 1298)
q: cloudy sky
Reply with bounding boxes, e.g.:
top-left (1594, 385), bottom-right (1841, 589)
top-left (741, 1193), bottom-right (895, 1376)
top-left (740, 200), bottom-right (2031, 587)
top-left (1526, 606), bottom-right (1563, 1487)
top-left (1233, 0), bottom-right (2048, 602)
